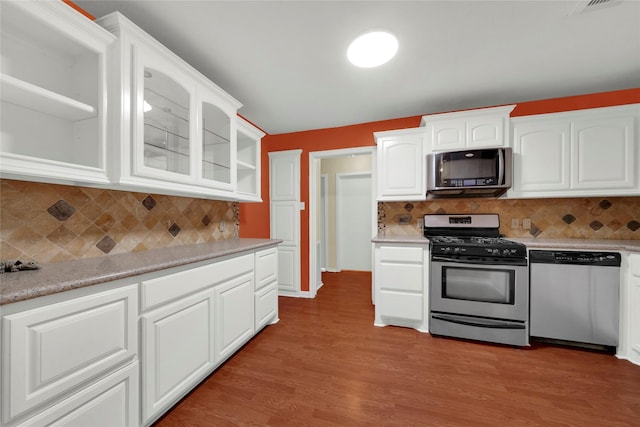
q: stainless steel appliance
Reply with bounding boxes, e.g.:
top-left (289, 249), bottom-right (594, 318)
top-left (425, 213), bottom-right (529, 346)
top-left (426, 147), bottom-right (512, 198)
top-left (530, 250), bottom-right (621, 351)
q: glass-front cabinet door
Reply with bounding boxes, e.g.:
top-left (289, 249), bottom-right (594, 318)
top-left (133, 43), bottom-right (196, 183)
top-left (199, 99), bottom-right (234, 190)
top-left (143, 68), bottom-right (191, 175)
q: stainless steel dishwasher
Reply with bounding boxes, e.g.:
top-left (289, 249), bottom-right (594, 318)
top-left (529, 250), bottom-right (621, 350)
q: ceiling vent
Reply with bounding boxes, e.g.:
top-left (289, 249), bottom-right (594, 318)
top-left (571, 0), bottom-right (619, 15)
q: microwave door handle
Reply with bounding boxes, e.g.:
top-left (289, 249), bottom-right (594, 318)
top-left (497, 149), bottom-right (505, 185)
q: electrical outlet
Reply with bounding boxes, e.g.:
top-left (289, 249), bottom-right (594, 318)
top-left (417, 219), bottom-right (423, 230)
top-left (523, 218), bottom-right (531, 230)
top-left (511, 218), bottom-right (520, 229)
top-left (220, 220), bottom-right (225, 231)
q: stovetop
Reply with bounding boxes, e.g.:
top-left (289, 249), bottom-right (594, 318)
top-left (424, 213), bottom-right (527, 259)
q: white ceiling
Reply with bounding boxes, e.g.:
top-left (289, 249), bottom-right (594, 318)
top-left (75, 0), bottom-right (640, 135)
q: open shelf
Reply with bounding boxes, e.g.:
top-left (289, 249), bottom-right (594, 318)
top-left (236, 160), bottom-right (256, 170)
top-left (0, 73), bottom-right (96, 121)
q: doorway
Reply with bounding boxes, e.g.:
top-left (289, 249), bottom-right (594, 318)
top-left (309, 147), bottom-right (376, 298)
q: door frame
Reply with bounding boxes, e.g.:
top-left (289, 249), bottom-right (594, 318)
top-left (336, 171), bottom-right (373, 272)
top-left (308, 146), bottom-right (376, 298)
top-left (320, 173), bottom-right (329, 272)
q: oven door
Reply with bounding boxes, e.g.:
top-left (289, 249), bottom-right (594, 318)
top-left (430, 257), bottom-right (528, 321)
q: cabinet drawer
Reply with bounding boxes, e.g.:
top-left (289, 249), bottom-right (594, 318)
top-left (378, 291), bottom-right (423, 321)
top-left (255, 282), bottom-right (278, 331)
top-left (377, 246), bottom-right (424, 263)
top-left (141, 253), bottom-right (253, 311)
top-left (255, 247), bottom-right (278, 290)
top-left (15, 362), bottom-right (139, 427)
top-left (2, 285), bottom-right (137, 422)
top-left (377, 263), bottom-right (423, 292)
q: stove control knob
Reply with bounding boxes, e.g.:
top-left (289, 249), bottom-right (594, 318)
top-left (453, 247), bottom-right (461, 255)
top-left (492, 249), bottom-right (500, 256)
top-left (443, 247), bottom-right (451, 254)
top-left (503, 249), bottom-right (511, 256)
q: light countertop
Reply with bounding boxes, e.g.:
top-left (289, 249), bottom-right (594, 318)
top-left (0, 238), bottom-right (281, 306)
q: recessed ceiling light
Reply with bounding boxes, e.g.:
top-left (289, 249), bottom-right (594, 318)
top-left (347, 31), bottom-right (398, 68)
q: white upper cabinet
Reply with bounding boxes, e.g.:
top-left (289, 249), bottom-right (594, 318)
top-left (509, 104), bottom-right (639, 198)
top-left (96, 12), bottom-right (243, 199)
top-left (511, 118), bottom-right (571, 193)
top-left (421, 105), bottom-right (516, 151)
top-left (572, 114), bottom-right (636, 190)
top-left (236, 117), bottom-right (264, 202)
top-left (0, 0), bottom-right (115, 185)
top-left (375, 127), bottom-right (428, 201)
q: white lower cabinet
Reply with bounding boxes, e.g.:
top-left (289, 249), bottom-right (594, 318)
top-left (1, 244), bottom-right (281, 427)
top-left (620, 253), bottom-right (640, 366)
top-left (141, 289), bottom-right (215, 425)
top-left (373, 243), bottom-right (429, 332)
top-left (214, 273), bottom-right (255, 363)
top-left (1, 283), bottom-right (138, 426)
top-left (254, 247), bottom-right (279, 331)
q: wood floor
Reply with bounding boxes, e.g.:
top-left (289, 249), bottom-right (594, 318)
top-left (154, 271), bottom-right (640, 426)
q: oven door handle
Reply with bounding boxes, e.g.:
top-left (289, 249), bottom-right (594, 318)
top-left (432, 313), bottom-right (526, 330)
top-left (431, 255), bottom-right (527, 266)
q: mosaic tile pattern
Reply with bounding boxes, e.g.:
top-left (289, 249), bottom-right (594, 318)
top-left (380, 197), bottom-right (640, 240)
top-left (0, 180), bottom-right (239, 263)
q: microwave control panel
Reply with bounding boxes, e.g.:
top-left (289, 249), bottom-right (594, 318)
top-left (442, 177), bottom-right (498, 187)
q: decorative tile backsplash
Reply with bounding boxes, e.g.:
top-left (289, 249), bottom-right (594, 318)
top-left (0, 180), bottom-right (239, 263)
top-left (379, 197), bottom-right (640, 240)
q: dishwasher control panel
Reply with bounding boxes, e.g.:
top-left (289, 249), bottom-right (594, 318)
top-left (529, 250), bottom-right (621, 266)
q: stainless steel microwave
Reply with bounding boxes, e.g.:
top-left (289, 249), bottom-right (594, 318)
top-left (426, 147), bottom-right (512, 198)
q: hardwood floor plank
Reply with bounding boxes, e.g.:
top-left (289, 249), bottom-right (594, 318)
top-left (154, 271), bottom-right (640, 426)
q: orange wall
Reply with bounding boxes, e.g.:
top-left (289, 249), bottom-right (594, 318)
top-left (240, 88), bottom-right (640, 293)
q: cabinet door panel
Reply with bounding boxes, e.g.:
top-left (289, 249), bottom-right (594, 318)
top-left (215, 273), bottom-right (255, 362)
top-left (572, 116), bottom-right (635, 189)
top-left (431, 120), bottom-right (465, 150)
top-left (512, 120), bottom-right (571, 192)
top-left (467, 116), bottom-right (504, 148)
top-left (3, 286), bottom-right (137, 422)
top-left (141, 289), bottom-right (215, 424)
top-left (16, 363), bottom-right (139, 427)
top-left (133, 45), bottom-right (197, 183)
top-left (376, 132), bottom-right (425, 200)
top-left (629, 254), bottom-right (640, 365)
top-left (255, 282), bottom-right (278, 331)
top-left (378, 291), bottom-right (422, 320)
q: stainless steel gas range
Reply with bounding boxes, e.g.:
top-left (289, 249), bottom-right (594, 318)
top-left (424, 213), bottom-right (529, 347)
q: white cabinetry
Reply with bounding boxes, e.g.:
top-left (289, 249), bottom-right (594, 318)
top-left (139, 252), bottom-right (254, 425)
top-left (236, 117), bottom-right (264, 202)
top-left (0, 0), bottom-right (115, 186)
top-left (421, 105), bottom-right (515, 151)
top-left (620, 252), bottom-right (640, 366)
top-left (140, 289), bottom-right (215, 425)
top-left (510, 104), bottom-right (639, 198)
top-left (375, 128), bottom-right (427, 201)
top-left (374, 243), bottom-right (429, 332)
top-left (214, 273), bottom-right (255, 362)
top-left (96, 12), bottom-right (244, 200)
top-left (254, 247), bottom-right (279, 331)
top-left (1, 284), bottom-right (138, 426)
